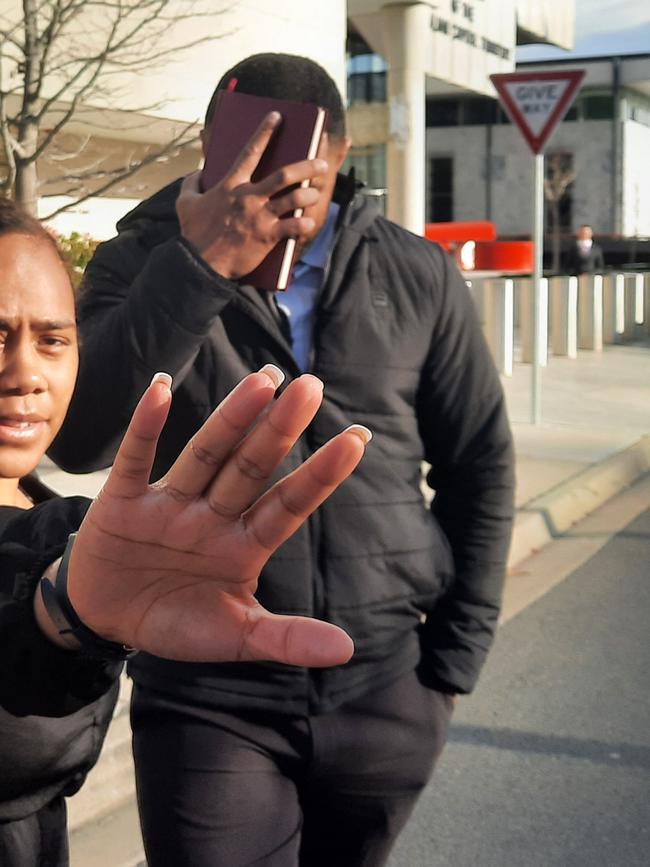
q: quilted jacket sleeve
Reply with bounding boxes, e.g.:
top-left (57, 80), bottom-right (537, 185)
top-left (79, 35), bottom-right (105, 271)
top-left (416, 250), bottom-right (515, 695)
top-left (0, 497), bottom-right (122, 717)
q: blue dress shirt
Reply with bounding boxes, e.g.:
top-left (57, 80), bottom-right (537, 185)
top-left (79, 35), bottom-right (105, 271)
top-left (276, 203), bottom-right (340, 372)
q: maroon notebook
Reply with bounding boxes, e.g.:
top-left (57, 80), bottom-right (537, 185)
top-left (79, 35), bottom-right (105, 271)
top-left (201, 89), bottom-right (327, 291)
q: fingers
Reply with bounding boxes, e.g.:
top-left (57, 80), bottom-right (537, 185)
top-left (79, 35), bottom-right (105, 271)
top-left (255, 158), bottom-right (328, 198)
top-left (265, 184), bottom-right (320, 217)
top-left (205, 374), bottom-right (325, 519)
top-left (225, 111), bottom-right (282, 186)
top-left (160, 365), bottom-right (285, 501)
top-left (102, 373), bottom-right (173, 499)
top-left (178, 170), bottom-right (202, 199)
top-left (243, 425), bottom-right (371, 552)
top-left (240, 612), bottom-right (355, 667)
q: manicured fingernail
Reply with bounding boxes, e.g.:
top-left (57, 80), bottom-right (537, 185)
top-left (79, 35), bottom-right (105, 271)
top-left (344, 424), bottom-right (372, 444)
top-left (314, 159), bottom-right (328, 172)
top-left (151, 371), bottom-right (172, 389)
top-left (259, 363), bottom-right (285, 388)
top-left (301, 373), bottom-right (324, 392)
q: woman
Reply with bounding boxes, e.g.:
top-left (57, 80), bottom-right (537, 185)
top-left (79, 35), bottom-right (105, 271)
top-left (0, 198), bottom-right (370, 866)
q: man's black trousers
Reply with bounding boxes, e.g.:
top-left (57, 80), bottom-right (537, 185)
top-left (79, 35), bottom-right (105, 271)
top-left (132, 668), bottom-right (453, 867)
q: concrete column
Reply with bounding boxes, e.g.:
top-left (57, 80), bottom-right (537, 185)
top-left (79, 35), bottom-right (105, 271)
top-left (550, 275), bottom-right (578, 358)
top-left (519, 277), bottom-right (548, 366)
top-left (483, 278), bottom-right (514, 376)
top-left (382, 2), bottom-right (429, 235)
top-left (577, 274), bottom-right (603, 352)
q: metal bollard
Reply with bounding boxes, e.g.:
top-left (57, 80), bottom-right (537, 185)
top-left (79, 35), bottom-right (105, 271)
top-left (519, 276), bottom-right (548, 366)
top-left (603, 273), bottom-right (625, 344)
top-left (549, 275), bottom-right (578, 358)
top-left (577, 273), bottom-right (603, 352)
top-left (483, 278), bottom-right (514, 376)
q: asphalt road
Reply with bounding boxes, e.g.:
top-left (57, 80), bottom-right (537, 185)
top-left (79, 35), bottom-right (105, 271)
top-left (388, 505), bottom-right (650, 867)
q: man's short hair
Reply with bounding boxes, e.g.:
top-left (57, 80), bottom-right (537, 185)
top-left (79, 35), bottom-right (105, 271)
top-left (205, 53), bottom-right (346, 138)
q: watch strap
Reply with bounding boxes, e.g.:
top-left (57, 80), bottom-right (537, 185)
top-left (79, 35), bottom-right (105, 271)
top-left (39, 533), bottom-right (137, 661)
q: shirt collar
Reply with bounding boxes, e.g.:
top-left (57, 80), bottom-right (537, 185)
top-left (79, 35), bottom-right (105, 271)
top-left (299, 202), bottom-right (340, 270)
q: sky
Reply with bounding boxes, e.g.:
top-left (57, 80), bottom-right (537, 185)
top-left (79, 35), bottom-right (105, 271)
top-left (517, 0), bottom-right (650, 61)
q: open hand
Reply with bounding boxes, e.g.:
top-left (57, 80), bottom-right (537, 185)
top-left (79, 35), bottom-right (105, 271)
top-left (177, 112), bottom-right (327, 279)
top-left (62, 367), bottom-right (369, 668)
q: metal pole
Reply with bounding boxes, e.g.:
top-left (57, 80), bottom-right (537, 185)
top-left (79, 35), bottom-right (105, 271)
top-left (531, 151), bottom-right (544, 425)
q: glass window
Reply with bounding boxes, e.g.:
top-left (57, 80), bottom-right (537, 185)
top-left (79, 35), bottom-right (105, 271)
top-left (429, 157), bottom-right (454, 222)
top-left (426, 99), bottom-right (460, 127)
top-left (582, 94), bottom-right (614, 120)
top-left (344, 144), bottom-right (386, 193)
top-left (461, 98), bottom-right (495, 125)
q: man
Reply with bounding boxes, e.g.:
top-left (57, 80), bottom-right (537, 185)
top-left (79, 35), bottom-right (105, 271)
top-left (50, 53), bottom-right (515, 866)
top-left (564, 224), bottom-right (605, 275)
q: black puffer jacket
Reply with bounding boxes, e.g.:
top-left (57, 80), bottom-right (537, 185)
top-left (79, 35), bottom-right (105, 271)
top-left (50, 179), bottom-right (515, 714)
top-left (0, 492), bottom-right (120, 822)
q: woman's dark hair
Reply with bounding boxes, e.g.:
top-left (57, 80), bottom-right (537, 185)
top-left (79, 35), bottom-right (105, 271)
top-left (0, 197), bottom-right (70, 274)
top-left (0, 197), bottom-right (60, 252)
top-left (205, 53), bottom-right (346, 138)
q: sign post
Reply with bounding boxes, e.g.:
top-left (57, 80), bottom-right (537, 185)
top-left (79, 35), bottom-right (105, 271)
top-left (490, 69), bottom-right (585, 424)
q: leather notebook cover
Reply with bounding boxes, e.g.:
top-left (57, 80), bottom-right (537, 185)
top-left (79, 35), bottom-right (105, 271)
top-left (201, 89), bottom-right (327, 291)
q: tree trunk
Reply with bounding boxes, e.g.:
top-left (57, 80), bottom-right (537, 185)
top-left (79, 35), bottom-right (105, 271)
top-left (551, 200), bottom-right (561, 274)
top-left (14, 154), bottom-right (39, 216)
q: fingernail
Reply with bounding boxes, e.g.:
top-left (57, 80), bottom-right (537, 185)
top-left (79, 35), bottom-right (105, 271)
top-left (314, 159), bottom-right (328, 172)
top-left (259, 363), bottom-right (285, 388)
top-left (344, 424), bottom-right (372, 444)
top-left (151, 371), bottom-right (172, 389)
top-left (301, 373), bottom-right (324, 392)
top-left (268, 111), bottom-right (281, 123)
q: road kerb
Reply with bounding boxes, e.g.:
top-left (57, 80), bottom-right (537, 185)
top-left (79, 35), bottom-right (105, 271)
top-left (509, 434), bottom-right (650, 566)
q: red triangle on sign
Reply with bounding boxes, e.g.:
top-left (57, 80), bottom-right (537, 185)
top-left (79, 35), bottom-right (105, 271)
top-left (490, 70), bottom-right (586, 154)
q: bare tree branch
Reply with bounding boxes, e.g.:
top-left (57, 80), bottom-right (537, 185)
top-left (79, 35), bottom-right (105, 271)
top-left (4, 0), bottom-right (232, 212)
top-left (41, 133), bottom-right (198, 219)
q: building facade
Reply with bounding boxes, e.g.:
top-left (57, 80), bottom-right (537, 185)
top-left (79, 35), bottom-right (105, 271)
top-left (347, 50), bottom-right (650, 247)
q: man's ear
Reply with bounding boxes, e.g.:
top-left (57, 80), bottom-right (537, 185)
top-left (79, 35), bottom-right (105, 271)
top-left (333, 136), bottom-right (352, 169)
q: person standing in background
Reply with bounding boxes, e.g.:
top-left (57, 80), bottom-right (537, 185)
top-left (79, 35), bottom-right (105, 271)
top-left (564, 224), bottom-right (605, 275)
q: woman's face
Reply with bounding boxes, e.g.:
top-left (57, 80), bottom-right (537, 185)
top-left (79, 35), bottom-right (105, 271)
top-left (0, 233), bottom-right (78, 482)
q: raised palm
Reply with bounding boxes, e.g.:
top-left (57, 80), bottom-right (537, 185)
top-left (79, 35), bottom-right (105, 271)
top-left (67, 368), bottom-right (368, 668)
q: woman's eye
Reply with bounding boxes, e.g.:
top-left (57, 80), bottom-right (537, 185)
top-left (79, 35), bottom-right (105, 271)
top-left (39, 335), bottom-right (68, 349)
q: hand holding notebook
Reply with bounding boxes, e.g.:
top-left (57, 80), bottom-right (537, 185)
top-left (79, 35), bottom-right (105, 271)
top-left (177, 92), bottom-right (327, 291)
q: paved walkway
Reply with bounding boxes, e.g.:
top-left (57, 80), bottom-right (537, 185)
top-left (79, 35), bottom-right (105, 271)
top-left (388, 484), bottom-right (650, 867)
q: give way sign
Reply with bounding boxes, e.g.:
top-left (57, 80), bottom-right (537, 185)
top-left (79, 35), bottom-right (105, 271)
top-left (489, 70), bottom-right (586, 153)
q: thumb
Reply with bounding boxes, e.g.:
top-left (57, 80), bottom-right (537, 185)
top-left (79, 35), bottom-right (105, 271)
top-left (241, 612), bottom-right (355, 668)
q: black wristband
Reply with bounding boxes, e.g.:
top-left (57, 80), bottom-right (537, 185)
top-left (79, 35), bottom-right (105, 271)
top-left (39, 533), bottom-right (137, 661)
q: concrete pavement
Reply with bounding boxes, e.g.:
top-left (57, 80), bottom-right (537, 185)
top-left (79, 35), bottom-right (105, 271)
top-left (388, 478), bottom-right (650, 867)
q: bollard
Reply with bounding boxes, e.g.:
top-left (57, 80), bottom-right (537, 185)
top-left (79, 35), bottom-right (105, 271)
top-left (518, 276), bottom-right (548, 366)
top-left (577, 273), bottom-right (603, 352)
top-left (603, 273), bottom-right (625, 344)
top-left (645, 273), bottom-right (650, 336)
top-left (623, 274), bottom-right (643, 340)
top-left (483, 278), bottom-right (514, 376)
top-left (549, 275), bottom-right (578, 358)
top-left (467, 278), bottom-right (486, 325)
